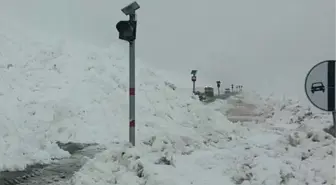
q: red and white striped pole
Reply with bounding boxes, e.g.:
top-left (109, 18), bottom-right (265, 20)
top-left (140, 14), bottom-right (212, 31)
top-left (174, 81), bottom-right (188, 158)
top-left (117, 1), bottom-right (140, 146)
top-left (129, 13), bottom-right (136, 146)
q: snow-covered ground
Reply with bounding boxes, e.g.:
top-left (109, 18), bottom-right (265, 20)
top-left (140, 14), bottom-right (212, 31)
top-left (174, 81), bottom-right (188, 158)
top-left (0, 21), bottom-right (236, 170)
top-left (71, 94), bottom-right (335, 185)
top-left (0, 12), bottom-right (335, 185)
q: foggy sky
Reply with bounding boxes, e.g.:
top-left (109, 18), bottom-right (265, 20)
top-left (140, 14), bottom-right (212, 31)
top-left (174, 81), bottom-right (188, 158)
top-left (1, 0), bottom-right (335, 100)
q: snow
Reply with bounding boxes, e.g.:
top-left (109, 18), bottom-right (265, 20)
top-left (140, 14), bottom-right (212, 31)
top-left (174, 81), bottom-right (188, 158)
top-left (73, 95), bottom-right (335, 185)
top-left (0, 20), bottom-right (232, 170)
top-left (0, 10), bottom-right (335, 185)
top-left (70, 92), bottom-right (335, 185)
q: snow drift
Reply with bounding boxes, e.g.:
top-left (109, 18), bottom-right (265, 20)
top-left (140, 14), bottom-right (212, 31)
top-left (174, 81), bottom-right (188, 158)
top-left (0, 21), bottom-right (234, 171)
top-left (71, 95), bottom-right (335, 185)
top-left (0, 7), bottom-right (335, 185)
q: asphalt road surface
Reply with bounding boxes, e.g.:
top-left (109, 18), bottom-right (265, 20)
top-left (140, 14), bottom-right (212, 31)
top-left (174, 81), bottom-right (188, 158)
top-left (0, 142), bottom-right (105, 185)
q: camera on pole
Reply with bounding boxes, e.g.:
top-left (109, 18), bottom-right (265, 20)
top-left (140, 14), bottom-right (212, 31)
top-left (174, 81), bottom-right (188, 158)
top-left (191, 70), bottom-right (197, 94)
top-left (216, 81), bottom-right (221, 95)
top-left (116, 1), bottom-right (140, 147)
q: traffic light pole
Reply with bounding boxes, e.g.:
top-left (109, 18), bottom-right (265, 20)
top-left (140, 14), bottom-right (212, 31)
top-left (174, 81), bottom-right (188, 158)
top-left (116, 1), bottom-right (140, 146)
top-left (193, 80), bottom-right (195, 93)
top-left (129, 14), bottom-right (136, 146)
top-left (191, 70), bottom-right (197, 94)
top-left (216, 81), bottom-right (221, 95)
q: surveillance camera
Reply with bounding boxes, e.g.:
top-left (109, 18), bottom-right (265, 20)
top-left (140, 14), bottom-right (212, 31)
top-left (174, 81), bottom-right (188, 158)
top-left (121, 1), bottom-right (140, 15)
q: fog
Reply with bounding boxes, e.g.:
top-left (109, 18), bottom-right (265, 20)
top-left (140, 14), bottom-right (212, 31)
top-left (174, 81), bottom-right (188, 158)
top-left (1, 0), bottom-right (335, 100)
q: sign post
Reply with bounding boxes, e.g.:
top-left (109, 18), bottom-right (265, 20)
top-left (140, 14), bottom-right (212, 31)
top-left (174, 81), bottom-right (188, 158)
top-left (305, 60), bottom-right (336, 136)
top-left (191, 70), bottom-right (197, 94)
top-left (116, 1), bottom-right (140, 146)
top-left (216, 81), bottom-right (221, 95)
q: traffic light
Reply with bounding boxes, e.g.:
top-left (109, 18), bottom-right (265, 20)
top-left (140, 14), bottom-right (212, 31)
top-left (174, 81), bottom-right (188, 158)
top-left (216, 81), bottom-right (221, 88)
top-left (116, 20), bottom-right (137, 42)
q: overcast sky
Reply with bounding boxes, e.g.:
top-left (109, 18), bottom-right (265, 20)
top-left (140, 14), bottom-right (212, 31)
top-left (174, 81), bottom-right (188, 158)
top-left (1, 0), bottom-right (335, 100)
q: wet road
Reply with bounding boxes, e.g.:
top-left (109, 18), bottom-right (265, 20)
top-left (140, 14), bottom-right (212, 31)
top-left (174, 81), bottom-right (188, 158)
top-left (0, 142), bottom-right (105, 185)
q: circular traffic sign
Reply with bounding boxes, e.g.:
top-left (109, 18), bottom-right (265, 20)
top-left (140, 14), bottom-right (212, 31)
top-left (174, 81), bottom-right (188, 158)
top-left (191, 76), bottom-right (196, 81)
top-left (305, 60), bottom-right (336, 111)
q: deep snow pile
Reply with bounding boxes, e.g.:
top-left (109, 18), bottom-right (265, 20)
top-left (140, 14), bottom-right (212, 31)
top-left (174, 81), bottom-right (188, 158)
top-left (0, 21), bottom-right (334, 185)
top-left (0, 22), bottom-right (235, 173)
top-left (71, 94), bottom-right (335, 185)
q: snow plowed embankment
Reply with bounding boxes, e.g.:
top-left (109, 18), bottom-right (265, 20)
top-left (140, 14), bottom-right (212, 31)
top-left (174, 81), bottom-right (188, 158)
top-left (72, 94), bottom-right (335, 185)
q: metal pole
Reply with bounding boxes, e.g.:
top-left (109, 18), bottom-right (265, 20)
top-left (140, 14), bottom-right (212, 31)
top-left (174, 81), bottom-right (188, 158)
top-left (129, 13), bottom-right (136, 146)
top-left (218, 88), bottom-right (220, 95)
top-left (193, 81), bottom-right (195, 94)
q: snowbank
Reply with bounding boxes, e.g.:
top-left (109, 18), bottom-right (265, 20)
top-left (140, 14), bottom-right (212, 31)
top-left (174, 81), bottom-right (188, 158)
top-left (0, 16), bottom-right (334, 185)
top-left (72, 95), bottom-right (335, 185)
top-left (0, 21), bottom-right (236, 172)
